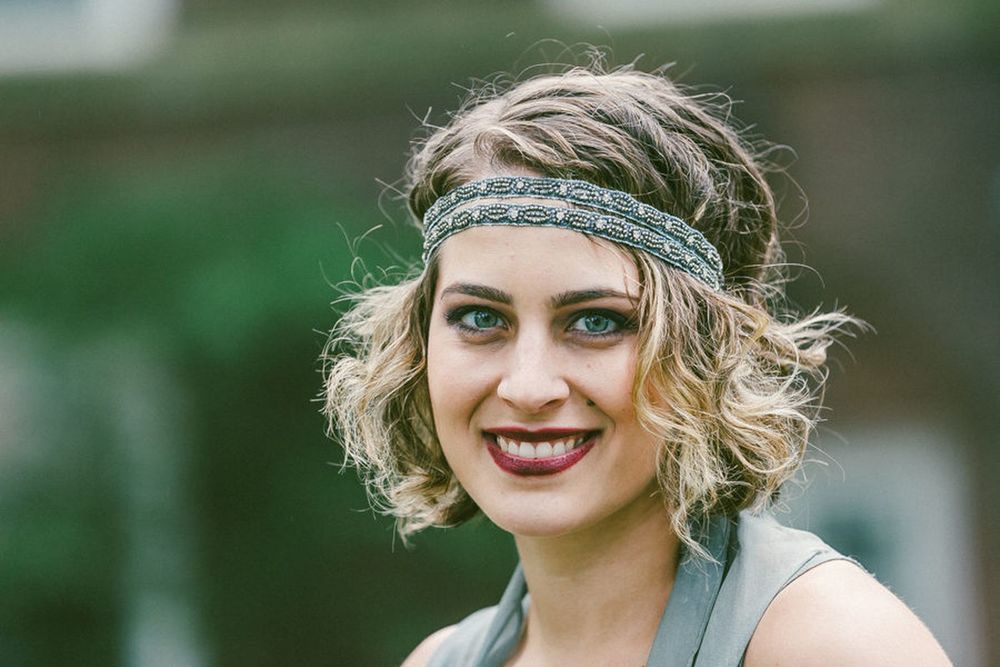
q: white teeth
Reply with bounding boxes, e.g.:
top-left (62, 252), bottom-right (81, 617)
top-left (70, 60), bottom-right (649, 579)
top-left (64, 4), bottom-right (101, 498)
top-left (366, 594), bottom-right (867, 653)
top-left (493, 434), bottom-right (590, 458)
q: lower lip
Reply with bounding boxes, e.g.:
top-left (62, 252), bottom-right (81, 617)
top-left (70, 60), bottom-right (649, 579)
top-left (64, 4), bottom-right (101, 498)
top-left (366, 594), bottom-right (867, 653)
top-left (486, 435), bottom-right (596, 476)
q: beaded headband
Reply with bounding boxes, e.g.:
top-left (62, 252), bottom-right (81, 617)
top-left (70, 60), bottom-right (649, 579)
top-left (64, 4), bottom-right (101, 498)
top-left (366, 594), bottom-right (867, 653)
top-left (421, 176), bottom-right (725, 290)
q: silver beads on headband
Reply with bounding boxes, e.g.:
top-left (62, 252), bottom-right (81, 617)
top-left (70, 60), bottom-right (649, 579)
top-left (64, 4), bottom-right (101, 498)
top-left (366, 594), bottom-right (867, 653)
top-left (422, 176), bottom-right (725, 290)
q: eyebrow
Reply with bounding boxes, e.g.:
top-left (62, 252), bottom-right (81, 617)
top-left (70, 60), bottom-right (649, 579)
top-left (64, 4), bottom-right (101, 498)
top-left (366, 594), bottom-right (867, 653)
top-left (550, 288), bottom-right (634, 308)
top-left (439, 283), bottom-right (633, 308)
top-left (440, 283), bottom-right (512, 304)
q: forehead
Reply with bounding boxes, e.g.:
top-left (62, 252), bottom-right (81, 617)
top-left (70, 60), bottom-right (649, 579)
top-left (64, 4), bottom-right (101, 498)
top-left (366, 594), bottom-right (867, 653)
top-left (434, 226), bottom-right (640, 298)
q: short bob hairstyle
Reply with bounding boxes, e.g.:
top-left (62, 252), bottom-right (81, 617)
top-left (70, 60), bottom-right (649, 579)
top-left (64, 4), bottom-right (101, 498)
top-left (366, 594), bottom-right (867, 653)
top-left (323, 63), bottom-right (855, 554)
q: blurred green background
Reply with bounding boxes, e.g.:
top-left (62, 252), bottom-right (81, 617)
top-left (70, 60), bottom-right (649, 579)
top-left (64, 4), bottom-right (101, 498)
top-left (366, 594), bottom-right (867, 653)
top-left (0, 1), bottom-right (997, 665)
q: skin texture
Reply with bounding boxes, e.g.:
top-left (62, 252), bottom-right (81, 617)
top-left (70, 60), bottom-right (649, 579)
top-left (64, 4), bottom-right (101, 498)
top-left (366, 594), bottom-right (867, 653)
top-left (744, 560), bottom-right (953, 666)
top-left (403, 561), bottom-right (954, 667)
top-left (425, 224), bottom-right (680, 666)
top-left (426, 224), bottom-right (661, 539)
top-left (406, 220), bottom-right (953, 666)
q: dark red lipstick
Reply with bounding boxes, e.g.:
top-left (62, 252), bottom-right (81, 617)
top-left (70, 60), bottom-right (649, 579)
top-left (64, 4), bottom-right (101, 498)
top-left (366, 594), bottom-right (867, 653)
top-left (485, 428), bottom-right (597, 476)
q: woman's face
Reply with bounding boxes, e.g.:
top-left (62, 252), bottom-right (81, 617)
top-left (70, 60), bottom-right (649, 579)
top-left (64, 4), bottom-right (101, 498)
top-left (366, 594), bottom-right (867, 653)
top-left (426, 225), bottom-right (663, 538)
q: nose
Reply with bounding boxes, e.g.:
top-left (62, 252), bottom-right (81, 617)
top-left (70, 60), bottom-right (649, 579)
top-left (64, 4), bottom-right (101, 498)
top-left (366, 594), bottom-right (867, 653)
top-left (496, 333), bottom-right (570, 414)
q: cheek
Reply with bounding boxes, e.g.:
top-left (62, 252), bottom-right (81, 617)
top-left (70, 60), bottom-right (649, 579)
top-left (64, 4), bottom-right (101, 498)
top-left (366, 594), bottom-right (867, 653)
top-left (426, 323), bottom-right (490, 428)
top-left (425, 327), bottom-right (454, 415)
top-left (580, 345), bottom-right (639, 418)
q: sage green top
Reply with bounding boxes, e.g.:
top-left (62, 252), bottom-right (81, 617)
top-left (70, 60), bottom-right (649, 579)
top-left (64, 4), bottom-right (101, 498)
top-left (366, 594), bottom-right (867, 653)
top-left (427, 511), bottom-right (851, 666)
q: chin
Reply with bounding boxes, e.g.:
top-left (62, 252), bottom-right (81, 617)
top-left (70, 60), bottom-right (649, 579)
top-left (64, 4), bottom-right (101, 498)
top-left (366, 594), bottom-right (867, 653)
top-left (479, 501), bottom-right (591, 539)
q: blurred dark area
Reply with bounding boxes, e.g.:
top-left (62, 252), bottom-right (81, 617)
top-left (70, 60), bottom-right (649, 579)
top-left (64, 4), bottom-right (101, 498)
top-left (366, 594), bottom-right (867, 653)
top-left (0, 1), bottom-right (997, 665)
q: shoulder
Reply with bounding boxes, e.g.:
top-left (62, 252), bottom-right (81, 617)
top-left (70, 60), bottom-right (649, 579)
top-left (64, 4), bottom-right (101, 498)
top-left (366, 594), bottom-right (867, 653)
top-left (745, 559), bottom-right (952, 666)
top-left (400, 625), bottom-right (458, 667)
top-left (400, 603), bottom-right (502, 667)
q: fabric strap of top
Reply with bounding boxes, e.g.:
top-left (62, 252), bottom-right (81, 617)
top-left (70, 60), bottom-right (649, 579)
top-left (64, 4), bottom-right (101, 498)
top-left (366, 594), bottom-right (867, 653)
top-left (421, 176), bottom-right (725, 290)
top-left (646, 513), bottom-right (732, 665)
top-left (473, 564), bottom-right (528, 667)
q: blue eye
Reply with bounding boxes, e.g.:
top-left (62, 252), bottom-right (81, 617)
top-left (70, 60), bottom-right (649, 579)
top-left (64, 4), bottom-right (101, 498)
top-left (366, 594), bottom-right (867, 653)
top-left (457, 308), bottom-right (502, 330)
top-left (570, 313), bottom-right (620, 335)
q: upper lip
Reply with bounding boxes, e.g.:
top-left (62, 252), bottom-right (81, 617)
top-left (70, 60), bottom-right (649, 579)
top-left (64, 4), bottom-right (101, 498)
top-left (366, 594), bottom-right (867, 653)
top-left (485, 427), bottom-right (595, 443)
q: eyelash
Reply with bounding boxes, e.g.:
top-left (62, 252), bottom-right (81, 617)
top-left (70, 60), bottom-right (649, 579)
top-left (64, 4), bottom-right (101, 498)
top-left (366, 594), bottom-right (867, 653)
top-left (444, 306), bottom-right (635, 340)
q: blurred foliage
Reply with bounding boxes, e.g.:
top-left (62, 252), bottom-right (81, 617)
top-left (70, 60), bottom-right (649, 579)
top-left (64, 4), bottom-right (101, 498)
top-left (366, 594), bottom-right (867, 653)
top-left (3, 146), bottom-right (356, 350)
top-left (0, 135), bottom-right (518, 664)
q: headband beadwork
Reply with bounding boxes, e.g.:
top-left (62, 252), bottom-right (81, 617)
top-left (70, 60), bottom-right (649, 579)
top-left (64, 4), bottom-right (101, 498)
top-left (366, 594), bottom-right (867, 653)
top-left (421, 176), bottom-right (725, 290)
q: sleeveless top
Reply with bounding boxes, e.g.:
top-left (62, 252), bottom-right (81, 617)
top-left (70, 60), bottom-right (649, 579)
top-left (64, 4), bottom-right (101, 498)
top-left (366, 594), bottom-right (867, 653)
top-left (427, 511), bottom-right (852, 667)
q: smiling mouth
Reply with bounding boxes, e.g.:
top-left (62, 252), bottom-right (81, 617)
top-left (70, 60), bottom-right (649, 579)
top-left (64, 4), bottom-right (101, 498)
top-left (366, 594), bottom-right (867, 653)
top-left (484, 430), bottom-right (598, 476)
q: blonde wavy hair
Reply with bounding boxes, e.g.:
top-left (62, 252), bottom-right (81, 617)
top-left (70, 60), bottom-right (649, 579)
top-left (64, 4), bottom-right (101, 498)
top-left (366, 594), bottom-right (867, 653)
top-left (323, 63), bottom-right (856, 555)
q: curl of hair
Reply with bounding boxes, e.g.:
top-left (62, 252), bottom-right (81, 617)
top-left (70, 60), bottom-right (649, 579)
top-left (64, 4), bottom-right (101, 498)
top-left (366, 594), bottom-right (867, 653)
top-left (322, 61), bottom-right (860, 556)
top-left (323, 260), bottom-right (479, 536)
top-left (626, 251), bottom-right (855, 555)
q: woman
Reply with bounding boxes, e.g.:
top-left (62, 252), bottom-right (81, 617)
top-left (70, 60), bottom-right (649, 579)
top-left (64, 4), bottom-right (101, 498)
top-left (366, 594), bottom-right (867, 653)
top-left (324, 65), bottom-right (952, 666)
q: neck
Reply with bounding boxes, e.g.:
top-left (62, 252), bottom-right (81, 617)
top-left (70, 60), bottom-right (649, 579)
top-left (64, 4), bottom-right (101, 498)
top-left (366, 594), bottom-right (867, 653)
top-left (511, 492), bottom-right (679, 665)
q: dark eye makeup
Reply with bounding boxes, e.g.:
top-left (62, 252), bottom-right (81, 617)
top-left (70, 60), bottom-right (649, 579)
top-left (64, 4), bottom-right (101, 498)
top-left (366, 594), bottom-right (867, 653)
top-left (443, 305), bottom-right (636, 340)
top-left (444, 305), bottom-right (506, 335)
top-left (566, 309), bottom-right (636, 338)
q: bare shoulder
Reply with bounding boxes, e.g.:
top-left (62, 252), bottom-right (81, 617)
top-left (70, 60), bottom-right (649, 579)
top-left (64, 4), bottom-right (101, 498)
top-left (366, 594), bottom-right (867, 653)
top-left (745, 559), bottom-right (952, 667)
top-left (400, 625), bottom-right (458, 667)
